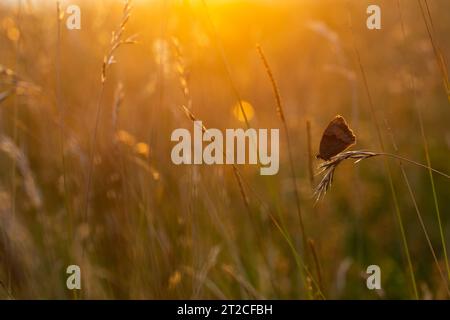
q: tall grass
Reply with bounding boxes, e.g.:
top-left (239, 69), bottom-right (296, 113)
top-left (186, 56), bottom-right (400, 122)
top-left (347, 7), bottom-right (418, 299)
top-left (417, 0), bottom-right (450, 103)
top-left (0, 0), bottom-right (449, 299)
top-left (256, 45), bottom-right (310, 261)
top-left (397, 0), bottom-right (450, 287)
top-left (84, 0), bottom-right (136, 224)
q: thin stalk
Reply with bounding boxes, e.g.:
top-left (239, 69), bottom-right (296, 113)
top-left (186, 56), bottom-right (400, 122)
top-left (177, 105), bottom-right (323, 298)
top-left (56, 1), bottom-right (74, 254)
top-left (385, 116), bottom-right (449, 296)
top-left (377, 153), bottom-right (449, 179)
top-left (399, 165), bottom-right (450, 296)
top-left (306, 120), bottom-right (315, 189)
top-left (84, 84), bottom-right (106, 223)
top-left (8, 0), bottom-right (23, 296)
top-left (347, 6), bottom-right (418, 298)
top-left (256, 45), bottom-right (309, 260)
top-left (315, 150), bottom-right (450, 199)
top-left (83, 0), bottom-right (135, 224)
top-left (172, 38), bottom-right (279, 294)
top-left (398, 0), bottom-right (450, 282)
top-left (417, 0), bottom-right (450, 102)
top-left (82, 4), bottom-right (135, 297)
top-left (235, 159), bottom-right (325, 299)
top-left (308, 239), bottom-right (323, 294)
top-left (200, 0), bottom-right (250, 129)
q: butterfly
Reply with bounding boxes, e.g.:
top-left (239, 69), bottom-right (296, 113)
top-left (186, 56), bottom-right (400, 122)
top-left (316, 115), bottom-right (356, 161)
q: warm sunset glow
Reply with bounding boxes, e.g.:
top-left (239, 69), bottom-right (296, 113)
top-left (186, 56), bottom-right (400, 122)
top-left (0, 0), bottom-right (449, 301)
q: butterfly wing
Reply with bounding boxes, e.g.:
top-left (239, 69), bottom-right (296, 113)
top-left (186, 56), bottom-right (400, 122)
top-left (318, 116), bottom-right (356, 160)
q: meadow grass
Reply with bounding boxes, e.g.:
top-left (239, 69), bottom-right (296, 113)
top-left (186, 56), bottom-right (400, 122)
top-left (0, 0), bottom-right (449, 299)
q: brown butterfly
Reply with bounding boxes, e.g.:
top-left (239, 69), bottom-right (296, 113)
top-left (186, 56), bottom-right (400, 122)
top-left (316, 115), bottom-right (356, 161)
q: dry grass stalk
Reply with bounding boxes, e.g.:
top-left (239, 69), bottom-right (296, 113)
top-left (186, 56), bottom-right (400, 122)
top-left (314, 151), bottom-right (376, 202)
top-left (101, 1), bottom-right (138, 83)
top-left (84, 0), bottom-right (136, 222)
top-left (417, 0), bottom-right (450, 102)
top-left (306, 120), bottom-right (315, 188)
top-left (0, 135), bottom-right (42, 209)
top-left (112, 82), bottom-right (125, 135)
top-left (200, 0), bottom-right (250, 129)
top-left (347, 5), bottom-right (419, 298)
top-left (256, 45), bottom-right (285, 121)
top-left (257, 44), bottom-right (311, 270)
top-left (308, 239), bottom-right (323, 295)
top-left (315, 150), bottom-right (450, 202)
top-left (398, 0), bottom-right (450, 284)
top-left (172, 39), bottom-right (288, 295)
top-left (171, 38), bottom-right (192, 110)
top-left (175, 84), bottom-right (319, 297)
top-left (55, 1), bottom-right (74, 249)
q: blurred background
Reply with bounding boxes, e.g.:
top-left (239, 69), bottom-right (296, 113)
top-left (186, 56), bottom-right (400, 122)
top-left (0, 0), bottom-right (449, 299)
